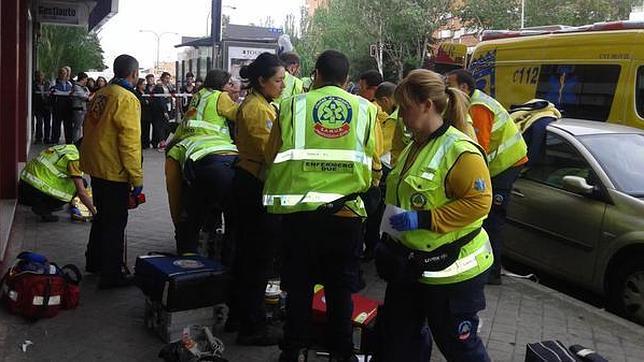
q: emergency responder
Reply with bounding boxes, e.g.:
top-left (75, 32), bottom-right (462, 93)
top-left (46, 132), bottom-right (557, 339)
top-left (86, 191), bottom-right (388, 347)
top-left (375, 69), bottom-right (493, 361)
top-left (231, 52), bottom-right (285, 346)
top-left (264, 50), bottom-right (381, 362)
top-left (509, 99), bottom-right (560, 166)
top-left (81, 54), bottom-right (143, 289)
top-left (18, 144), bottom-right (95, 222)
top-left (374, 81), bottom-right (398, 167)
top-left (276, 51), bottom-right (304, 104)
top-left (358, 81), bottom-right (400, 260)
top-left (173, 69), bottom-right (239, 142)
top-left (391, 113), bottom-right (413, 168)
top-left (166, 69), bottom-right (239, 225)
top-left (167, 134), bottom-right (237, 257)
top-left (357, 70), bottom-right (387, 261)
top-left (447, 69), bottom-right (528, 285)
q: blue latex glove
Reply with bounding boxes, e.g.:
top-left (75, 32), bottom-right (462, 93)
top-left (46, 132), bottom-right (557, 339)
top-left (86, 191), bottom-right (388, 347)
top-left (131, 185), bottom-right (143, 197)
top-left (389, 211), bottom-right (419, 231)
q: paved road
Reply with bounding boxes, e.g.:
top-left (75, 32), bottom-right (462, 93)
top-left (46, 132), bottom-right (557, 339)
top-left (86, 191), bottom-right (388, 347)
top-left (1, 148), bottom-right (643, 361)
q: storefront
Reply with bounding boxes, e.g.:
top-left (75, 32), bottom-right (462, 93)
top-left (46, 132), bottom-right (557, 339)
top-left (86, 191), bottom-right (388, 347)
top-left (175, 24), bottom-right (281, 85)
top-left (0, 0), bottom-right (117, 261)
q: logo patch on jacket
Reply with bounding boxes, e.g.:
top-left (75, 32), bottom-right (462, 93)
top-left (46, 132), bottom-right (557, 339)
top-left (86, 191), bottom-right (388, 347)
top-left (410, 193), bottom-right (427, 209)
top-left (88, 94), bottom-right (107, 122)
top-left (312, 96), bottom-right (352, 139)
top-left (474, 178), bottom-right (486, 192)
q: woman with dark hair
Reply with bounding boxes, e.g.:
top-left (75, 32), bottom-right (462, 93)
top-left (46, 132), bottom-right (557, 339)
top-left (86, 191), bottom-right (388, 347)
top-left (231, 52), bottom-right (285, 346)
top-left (86, 78), bottom-right (96, 93)
top-left (95, 76), bottom-right (108, 90)
top-left (135, 78), bottom-right (152, 150)
top-left (150, 83), bottom-right (171, 150)
top-left (172, 69), bottom-right (238, 142)
top-left (134, 78), bottom-right (146, 95)
top-left (164, 69), bottom-right (239, 228)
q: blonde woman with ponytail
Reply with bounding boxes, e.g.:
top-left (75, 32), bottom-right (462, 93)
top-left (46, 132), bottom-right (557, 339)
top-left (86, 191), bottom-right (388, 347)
top-left (444, 85), bottom-right (478, 141)
top-left (374, 69), bottom-right (493, 361)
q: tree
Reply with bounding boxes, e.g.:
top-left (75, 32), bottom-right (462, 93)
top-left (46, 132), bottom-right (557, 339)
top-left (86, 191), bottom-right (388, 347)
top-left (459, 0), bottom-right (640, 30)
top-left (37, 25), bottom-right (106, 79)
top-left (283, 13), bottom-right (297, 37)
top-left (295, 0), bottom-right (452, 81)
top-left (458, 0), bottom-right (520, 30)
top-left (258, 16), bottom-right (276, 28)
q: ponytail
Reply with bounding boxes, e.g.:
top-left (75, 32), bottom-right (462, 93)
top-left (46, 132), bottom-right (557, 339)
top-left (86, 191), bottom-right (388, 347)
top-left (445, 87), bottom-right (477, 141)
top-left (239, 52), bottom-right (283, 92)
top-left (395, 69), bottom-right (478, 141)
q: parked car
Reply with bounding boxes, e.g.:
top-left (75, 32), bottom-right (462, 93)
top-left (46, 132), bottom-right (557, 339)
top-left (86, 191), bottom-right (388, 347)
top-left (504, 119), bottom-right (644, 324)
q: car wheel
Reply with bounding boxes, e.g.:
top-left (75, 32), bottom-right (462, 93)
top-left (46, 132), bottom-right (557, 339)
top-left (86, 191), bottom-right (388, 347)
top-left (608, 258), bottom-right (644, 325)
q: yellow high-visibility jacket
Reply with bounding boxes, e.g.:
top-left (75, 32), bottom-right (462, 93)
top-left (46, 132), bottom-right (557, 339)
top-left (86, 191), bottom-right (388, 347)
top-left (80, 83), bottom-right (143, 186)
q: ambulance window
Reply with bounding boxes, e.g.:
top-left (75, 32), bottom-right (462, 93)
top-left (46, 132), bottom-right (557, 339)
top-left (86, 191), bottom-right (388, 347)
top-left (637, 67), bottom-right (644, 118)
top-left (535, 64), bottom-right (620, 122)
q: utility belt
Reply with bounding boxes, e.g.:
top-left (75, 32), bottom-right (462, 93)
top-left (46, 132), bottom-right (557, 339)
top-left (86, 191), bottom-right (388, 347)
top-left (375, 228), bottom-right (481, 283)
top-left (314, 186), bottom-right (380, 216)
top-left (315, 192), bottom-right (361, 215)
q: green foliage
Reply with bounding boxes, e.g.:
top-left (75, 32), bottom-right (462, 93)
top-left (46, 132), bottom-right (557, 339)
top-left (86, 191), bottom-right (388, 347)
top-left (293, 0), bottom-right (450, 81)
top-left (459, 0), bottom-right (640, 30)
top-left (288, 0), bottom-right (639, 81)
top-left (459, 0), bottom-right (520, 30)
top-left (37, 25), bottom-right (106, 80)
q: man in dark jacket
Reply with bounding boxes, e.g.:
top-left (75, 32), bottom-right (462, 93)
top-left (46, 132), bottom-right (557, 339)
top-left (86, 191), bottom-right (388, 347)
top-left (50, 67), bottom-right (73, 144)
top-left (33, 70), bottom-right (52, 144)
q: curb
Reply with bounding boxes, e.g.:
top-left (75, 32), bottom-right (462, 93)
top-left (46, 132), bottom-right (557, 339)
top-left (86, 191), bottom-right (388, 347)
top-left (508, 276), bottom-right (644, 337)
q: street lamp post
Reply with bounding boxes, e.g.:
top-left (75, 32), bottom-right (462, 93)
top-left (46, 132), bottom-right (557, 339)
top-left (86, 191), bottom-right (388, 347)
top-left (139, 30), bottom-right (179, 73)
top-left (211, 0), bottom-right (222, 69)
top-left (521, 0), bottom-right (525, 29)
top-left (206, 4), bottom-right (236, 36)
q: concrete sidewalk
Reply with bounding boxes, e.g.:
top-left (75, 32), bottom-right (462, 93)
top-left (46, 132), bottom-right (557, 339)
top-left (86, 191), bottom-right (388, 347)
top-left (1, 149), bottom-right (643, 362)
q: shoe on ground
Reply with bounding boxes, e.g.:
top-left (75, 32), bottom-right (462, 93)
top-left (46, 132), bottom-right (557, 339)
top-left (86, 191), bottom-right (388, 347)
top-left (487, 273), bottom-right (502, 286)
top-left (98, 273), bottom-right (134, 289)
top-left (236, 324), bottom-right (282, 346)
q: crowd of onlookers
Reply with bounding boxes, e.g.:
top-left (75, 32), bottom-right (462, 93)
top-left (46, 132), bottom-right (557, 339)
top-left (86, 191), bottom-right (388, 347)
top-left (33, 67), bottom-right (243, 152)
top-left (33, 66), bottom-right (109, 146)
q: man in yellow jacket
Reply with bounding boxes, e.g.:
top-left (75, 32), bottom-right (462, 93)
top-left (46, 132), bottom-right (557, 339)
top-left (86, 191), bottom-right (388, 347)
top-left (81, 54), bottom-right (142, 289)
top-left (357, 70), bottom-right (386, 260)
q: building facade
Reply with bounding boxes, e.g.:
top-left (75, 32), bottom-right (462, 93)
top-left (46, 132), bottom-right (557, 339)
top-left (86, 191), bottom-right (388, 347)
top-left (0, 0), bottom-right (116, 262)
